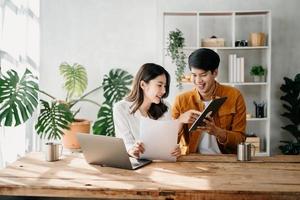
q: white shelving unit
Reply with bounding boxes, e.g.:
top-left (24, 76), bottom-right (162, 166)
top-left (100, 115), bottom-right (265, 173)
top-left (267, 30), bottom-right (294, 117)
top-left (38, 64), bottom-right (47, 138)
top-left (162, 10), bottom-right (271, 156)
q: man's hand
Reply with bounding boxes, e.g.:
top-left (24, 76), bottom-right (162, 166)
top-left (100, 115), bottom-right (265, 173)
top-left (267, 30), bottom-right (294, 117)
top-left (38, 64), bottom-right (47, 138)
top-left (178, 109), bottom-right (201, 124)
top-left (198, 116), bottom-right (227, 142)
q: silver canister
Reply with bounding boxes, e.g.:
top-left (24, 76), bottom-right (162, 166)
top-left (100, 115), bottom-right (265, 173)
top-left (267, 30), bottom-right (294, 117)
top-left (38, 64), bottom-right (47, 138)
top-left (45, 142), bottom-right (61, 162)
top-left (237, 143), bottom-right (255, 161)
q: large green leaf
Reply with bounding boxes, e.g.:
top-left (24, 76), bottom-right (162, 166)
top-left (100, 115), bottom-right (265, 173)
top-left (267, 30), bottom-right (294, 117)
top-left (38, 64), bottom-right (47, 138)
top-left (59, 62), bottom-right (88, 99)
top-left (92, 102), bottom-right (114, 136)
top-left (93, 68), bottom-right (133, 136)
top-left (0, 69), bottom-right (38, 126)
top-left (102, 68), bottom-right (133, 104)
top-left (280, 73), bottom-right (300, 143)
top-left (35, 100), bottom-right (74, 140)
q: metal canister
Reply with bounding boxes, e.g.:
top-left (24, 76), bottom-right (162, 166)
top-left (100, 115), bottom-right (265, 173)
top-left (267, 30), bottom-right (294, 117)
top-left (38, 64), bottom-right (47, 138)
top-left (45, 142), bottom-right (60, 162)
top-left (237, 143), bottom-right (252, 161)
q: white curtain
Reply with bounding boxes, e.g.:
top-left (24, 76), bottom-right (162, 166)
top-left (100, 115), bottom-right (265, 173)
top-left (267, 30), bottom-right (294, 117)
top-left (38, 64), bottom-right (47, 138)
top-left (0, 0), bottom-right (40, 168)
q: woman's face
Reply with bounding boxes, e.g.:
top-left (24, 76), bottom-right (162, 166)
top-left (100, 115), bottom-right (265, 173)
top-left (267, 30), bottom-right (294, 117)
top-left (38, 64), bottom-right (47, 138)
top-left (141, 74), bottom-right (167, 104)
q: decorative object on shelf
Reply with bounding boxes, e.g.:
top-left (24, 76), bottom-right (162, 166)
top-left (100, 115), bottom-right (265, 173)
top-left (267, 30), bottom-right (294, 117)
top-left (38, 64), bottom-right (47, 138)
top-left (181, 74), bottom-right (191, 82)
top-left (235, 40), bottom-right (248, 47)
top-left (0, 64), bottom-right (133, 143)
top-left (229, 54), bottom-right (244, 83)
top-left (253, 101), bottom-right (266, 118)
top-left (279, 73), bottom-right (300, 155)
top-left (246, 136), bottom-right (260, 154)
top-left (166, 28), bottom-right (187, 89)
top-left (250, 32), bottom-right (266, 46)
top-left (250, 65), bottom-right (266, 82)
top-left (201, 35), bottom-right (225, 47)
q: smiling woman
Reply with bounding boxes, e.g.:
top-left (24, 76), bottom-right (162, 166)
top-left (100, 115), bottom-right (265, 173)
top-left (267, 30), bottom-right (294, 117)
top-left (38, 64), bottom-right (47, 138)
top-left (113, 63), bottom-right (182, 158)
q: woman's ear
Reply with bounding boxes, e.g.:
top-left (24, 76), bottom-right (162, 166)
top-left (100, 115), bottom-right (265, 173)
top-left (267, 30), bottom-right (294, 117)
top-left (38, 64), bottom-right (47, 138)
top-left (140, 80), bottom-right (146, 90)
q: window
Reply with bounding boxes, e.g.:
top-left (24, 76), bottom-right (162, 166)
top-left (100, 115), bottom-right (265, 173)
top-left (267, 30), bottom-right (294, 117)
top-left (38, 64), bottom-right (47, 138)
top-left (0, 0), bottom-right (40, 168)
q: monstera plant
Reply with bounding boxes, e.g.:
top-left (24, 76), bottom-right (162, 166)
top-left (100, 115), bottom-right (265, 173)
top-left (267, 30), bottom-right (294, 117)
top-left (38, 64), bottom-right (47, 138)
top-left (93, 69), bottom-right (133, 136)
top-left (0, 63), bottom-right (133, 140)
top-left (279, 73), bottom-right (300, 155)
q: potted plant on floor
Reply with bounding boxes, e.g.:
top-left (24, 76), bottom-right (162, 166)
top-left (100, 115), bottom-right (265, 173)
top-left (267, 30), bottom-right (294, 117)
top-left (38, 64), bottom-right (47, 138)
top-left (166, 28), bottom-right (187, 89)
top-left (0, 63), bottom-right (133, 148)
top-left (279, 73), bottom-right (300, 155)
top-left (250, 65), bottom-right (266, 82)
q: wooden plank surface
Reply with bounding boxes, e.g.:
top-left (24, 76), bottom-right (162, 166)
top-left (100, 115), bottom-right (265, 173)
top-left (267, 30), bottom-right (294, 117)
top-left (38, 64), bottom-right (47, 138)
top-left (178, 153), bottom-right (300, 163)
top-left (0, 152), bottom-right (299, 199)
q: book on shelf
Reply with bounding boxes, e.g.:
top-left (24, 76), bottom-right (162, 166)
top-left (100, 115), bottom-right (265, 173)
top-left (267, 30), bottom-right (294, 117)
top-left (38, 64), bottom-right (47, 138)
top-left (228, 54), bottom-right (244, 83)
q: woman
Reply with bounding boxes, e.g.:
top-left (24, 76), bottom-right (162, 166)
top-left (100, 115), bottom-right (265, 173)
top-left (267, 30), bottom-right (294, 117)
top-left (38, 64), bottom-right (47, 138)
top-left (113, 63), bottom-right (182, 158)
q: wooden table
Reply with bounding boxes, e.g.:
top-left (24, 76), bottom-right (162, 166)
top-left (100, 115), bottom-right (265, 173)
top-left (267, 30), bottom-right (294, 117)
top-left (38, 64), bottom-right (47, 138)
top-left (0, 152), bottom-right (300, 200)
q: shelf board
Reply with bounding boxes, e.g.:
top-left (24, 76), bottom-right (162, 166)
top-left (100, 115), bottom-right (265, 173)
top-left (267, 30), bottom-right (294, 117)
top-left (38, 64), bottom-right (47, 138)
top-left (164, 12), bottom-right (197, 16)
top-left (254, 152), bottom-right (269, 157)
top-left (181, 82), bottom-right (268, 86)
top-left (164, 46), bottom-right (269, 51)
top-left (221, 82), bottom-right (268, 86)
top-left (247, 117), bottom-right (268, 121)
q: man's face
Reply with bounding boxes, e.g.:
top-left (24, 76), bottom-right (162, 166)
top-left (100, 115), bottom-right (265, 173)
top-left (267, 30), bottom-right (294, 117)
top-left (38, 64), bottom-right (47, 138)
top-left (190, 67), bottom-right (218, 96)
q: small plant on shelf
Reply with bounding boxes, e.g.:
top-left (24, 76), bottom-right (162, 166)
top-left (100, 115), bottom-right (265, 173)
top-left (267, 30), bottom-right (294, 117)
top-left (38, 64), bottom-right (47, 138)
top-left (166, 28), bottom-right (187, 89)
top-left (279, 73), bottom-right (300, 155)
top-left (250, 65), bottom-right (266, 82)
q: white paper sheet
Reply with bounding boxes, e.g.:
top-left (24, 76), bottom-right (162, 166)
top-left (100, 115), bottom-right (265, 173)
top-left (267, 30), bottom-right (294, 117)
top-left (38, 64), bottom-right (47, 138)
top-left (139, 117), bottom-right (180, 162)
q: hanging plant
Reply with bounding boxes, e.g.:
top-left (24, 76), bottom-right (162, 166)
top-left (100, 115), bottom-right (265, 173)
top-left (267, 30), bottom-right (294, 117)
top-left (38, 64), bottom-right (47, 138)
top-left (166, 28), bottom-right (187, 89)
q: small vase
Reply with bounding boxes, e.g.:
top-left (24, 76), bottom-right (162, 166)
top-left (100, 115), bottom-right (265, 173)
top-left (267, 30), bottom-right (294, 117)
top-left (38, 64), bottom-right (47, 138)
top-left (253, 76), bottom-right (261, 82)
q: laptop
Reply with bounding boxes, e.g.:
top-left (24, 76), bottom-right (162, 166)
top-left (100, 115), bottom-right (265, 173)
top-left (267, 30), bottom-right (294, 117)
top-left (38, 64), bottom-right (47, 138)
top-left (77, 133), bottom-right (151, 170)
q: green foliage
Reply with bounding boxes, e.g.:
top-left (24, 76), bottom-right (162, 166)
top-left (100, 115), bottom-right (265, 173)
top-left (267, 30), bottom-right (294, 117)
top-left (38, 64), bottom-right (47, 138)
top-left (166, 28), bottom-right (186, 89)
top-left (59, 63), bottom-right (88, 100)
top-left (250, 65), bottom-right (266, 76)
top-left (93, 68), bottom-right (133, 136)
top-left (0, 69), bottom-right (38, 126)
top-left (279, 73), bottom-right (300, 154)
top-left (35, 100), bottom-right (73, 140)
top-left (0, 64), bottom-right (133, 140)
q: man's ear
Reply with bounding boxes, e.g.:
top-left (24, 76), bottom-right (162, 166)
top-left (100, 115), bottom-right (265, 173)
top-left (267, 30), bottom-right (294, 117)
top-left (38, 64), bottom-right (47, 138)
top-left (213, 69), bottom-right (218, 77)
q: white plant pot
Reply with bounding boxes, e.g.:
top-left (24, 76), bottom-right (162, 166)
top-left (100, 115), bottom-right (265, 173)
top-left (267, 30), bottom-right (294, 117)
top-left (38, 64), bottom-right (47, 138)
top-left (253, 76), bottom-right (262, 82)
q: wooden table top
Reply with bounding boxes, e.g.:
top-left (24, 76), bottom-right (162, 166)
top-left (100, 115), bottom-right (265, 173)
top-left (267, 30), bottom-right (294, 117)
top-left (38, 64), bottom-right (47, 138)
top-left (0, 152), bottom-right (300, 200)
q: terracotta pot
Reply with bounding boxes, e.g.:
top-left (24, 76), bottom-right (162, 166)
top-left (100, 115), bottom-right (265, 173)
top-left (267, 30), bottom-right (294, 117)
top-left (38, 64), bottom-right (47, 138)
top-left (62, 119), bottom-right (90, 149)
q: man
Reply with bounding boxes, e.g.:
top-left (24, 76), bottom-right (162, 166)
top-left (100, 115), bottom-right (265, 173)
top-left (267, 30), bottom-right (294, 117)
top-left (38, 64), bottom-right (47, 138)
top-left (173, 48), bottom-right (246, 154)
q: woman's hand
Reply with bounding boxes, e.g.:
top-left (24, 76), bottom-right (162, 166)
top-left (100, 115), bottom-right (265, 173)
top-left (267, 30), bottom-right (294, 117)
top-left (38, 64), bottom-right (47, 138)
top-left (178, 109), bottom-right (201, 124)
top-left (171, 144), bottom-right (181, 158)
top-left (128, 141), bottom-right (145, 158)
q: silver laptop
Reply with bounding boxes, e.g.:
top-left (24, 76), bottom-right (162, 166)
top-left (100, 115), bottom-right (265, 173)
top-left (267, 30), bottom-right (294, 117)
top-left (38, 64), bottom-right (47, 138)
top-left (77, 133), bottom-right (151, 170)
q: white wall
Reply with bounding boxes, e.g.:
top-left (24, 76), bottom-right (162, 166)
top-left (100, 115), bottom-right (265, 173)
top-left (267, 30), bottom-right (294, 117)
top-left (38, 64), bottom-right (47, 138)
top-left (40, 0), bottom-right (300, 154)
top-left (40, 0), bottom-right (158, 120)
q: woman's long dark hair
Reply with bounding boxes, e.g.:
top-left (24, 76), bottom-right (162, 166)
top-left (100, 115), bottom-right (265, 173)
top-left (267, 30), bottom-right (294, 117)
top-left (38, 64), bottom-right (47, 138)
top-left (126, 63), bottom-right (170, 120)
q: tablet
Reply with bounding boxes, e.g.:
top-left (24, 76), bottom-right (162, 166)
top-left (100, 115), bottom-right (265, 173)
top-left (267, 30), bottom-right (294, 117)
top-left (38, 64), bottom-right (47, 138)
top-left (189, 96), bottom-right (227, 132)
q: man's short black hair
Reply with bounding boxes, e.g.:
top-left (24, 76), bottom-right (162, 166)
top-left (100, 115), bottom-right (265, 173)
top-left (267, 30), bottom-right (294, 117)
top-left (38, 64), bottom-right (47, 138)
top-left (188, 48), bottom-right (220, 72)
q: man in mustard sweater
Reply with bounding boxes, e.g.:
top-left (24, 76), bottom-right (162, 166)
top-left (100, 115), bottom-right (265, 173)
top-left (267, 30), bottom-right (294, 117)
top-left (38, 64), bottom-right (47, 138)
top-left (172, 48), bottom-right (246, 154)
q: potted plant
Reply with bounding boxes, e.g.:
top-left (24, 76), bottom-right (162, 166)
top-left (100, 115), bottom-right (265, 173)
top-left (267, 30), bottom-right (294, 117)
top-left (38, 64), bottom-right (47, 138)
top-left (0, 63), bottom-right (133, 147)
top-left (279, 73), bottom-right (300, 155)
top-left (166, 28), bottom-right (187, 89)
top-left (250, 65), bottom-right (266, 82)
